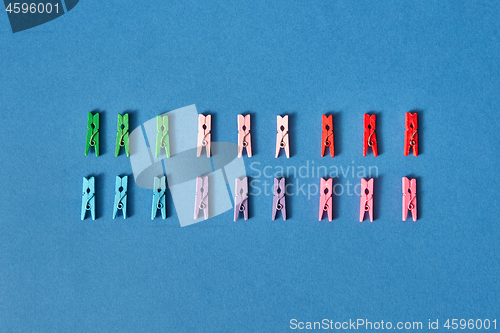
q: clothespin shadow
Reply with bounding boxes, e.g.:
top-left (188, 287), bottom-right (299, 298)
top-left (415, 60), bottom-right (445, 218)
top-left (374, 112), bottom-right (382, 155)
top-left (245, 176), bottom-right (254, 219)
top-left (245, 112), bottom-right (257, 155)
top-left (373, 175), bottom-right (383, 221)
top-left (93, 174), bottom-right (104, 219)
top-left (288, 113), bottom-right (296, 157)
top-left (332, 111), bottom-right (343, 156)
top-left (285, 174), bottom-right (293, 220)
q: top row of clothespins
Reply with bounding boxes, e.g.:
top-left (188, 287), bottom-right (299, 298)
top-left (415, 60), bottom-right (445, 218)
top-left (85, 112), bottom-right (418, 158)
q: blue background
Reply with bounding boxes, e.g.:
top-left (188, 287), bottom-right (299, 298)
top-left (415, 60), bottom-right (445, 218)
top-left (1, 1), bottom-right (499, 332)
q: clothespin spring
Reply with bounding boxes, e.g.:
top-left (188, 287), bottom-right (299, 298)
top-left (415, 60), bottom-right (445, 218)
top-left (90, 130), bottom-right (99, 147)
top-left (199, 192), bottom-right (208, 210)
top-left (160, 133), bottom-right (168, 148)
top-left (84, 193), bottom-right (94, 210)
top-left (280, 131), bottom-right (289, 148)
top-left (117, 193), bottom-right (127, 209)
top-left (364, 196), bottom-right (373, 211)
top-left (408, 194), bottom-right (416, 210)
top-left (202, 132), bottom-right (210, 146)
top-left (367, 130), bottom-right (375, 147)
top-left (324, 131), bottom-right (333, 146)
top-left (156, 192), bottom-right (165, 209)
top-left (410, 129), bottom-right (418, 146)
top-left (276, 199), bottom-right (283, 210)
top-left (323, 195), bottom-right (332, 211)
top-left (119, 130), bottom-right (128, 147)
top-left (242, 131), bottom-right (250, 147)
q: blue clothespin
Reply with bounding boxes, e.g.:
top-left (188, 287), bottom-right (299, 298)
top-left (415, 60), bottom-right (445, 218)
top-left (152, 176), bottom-right (166, 219)
top-left (113, 176), bottom-right (128, 219)
top-left (81, 176), bottom-right (95, 220)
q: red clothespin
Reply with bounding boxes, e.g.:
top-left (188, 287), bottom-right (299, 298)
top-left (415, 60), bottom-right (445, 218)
top-left (321, 114), bottom-right (334, 157)
top-left (237, 114), bottom-right (252, 158)
top-left (402, 177), bottom-right (417, 221)
top-left (359, 178), bottom-right (374, 222)
top-left (404, 112), bottom-right (418, 156)
top-left (319, 178), bottom-right (333, 221)
top-left (275, 115), bottom-right (290, 158)
top-left (363, 114), bottom-right (378, 156)
top-left (197, 114), bottom-right (211, 157)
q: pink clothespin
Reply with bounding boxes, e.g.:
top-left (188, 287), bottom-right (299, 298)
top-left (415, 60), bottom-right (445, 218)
top-left (402, 177), bottom-right (417, 221)
top-left (197, 114), bottom-right (211, 157)
top-left (194, 176), bottom-right (209, 220)
top-left (275, 115), bottom-right (290, 158)
top-left (272, 177), bottom-right (286, 220)
top-left (319, 178), bottom-right (333, 221)
top-left (234, 177), bottom-right (248, 221)
top-left (359, 178), bottom-right (374, 222)
top-left (237, 114), bottom-right (252, 158)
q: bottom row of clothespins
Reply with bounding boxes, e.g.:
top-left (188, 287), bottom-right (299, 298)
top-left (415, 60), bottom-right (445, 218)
top-left (81, 176), bottom-right (417, 222)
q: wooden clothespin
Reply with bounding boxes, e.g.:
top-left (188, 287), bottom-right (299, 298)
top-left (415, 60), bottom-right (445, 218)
top-left (151, 176), bottom-right (166, 220)
top-left (115, 113), bottom-right (129, 157)
top-left (194, 176), bottom-right (209, 220)
top-left (85, 112), bottom-right (99, 157)
top-left (363, 114), bottom-right (378, 157)
top-left (237, 114), bottom-right (252, 158)
top-left (321, 114), bottom-right (334, 157)
top-left (234, 177), bottom-right (249, 221)
top-left (359, 178), bottom-right (374, 222)
top-left (156, 115), bottom-right (170, 158)
top-left (319, 178), bottom-right (333, 221)
top-left (197, 114), bottom-right (211, 157)
top-left (275, 115), bottom-right (290, 158)
top-left (402, 177), bottom-right (417, 221)
top-left (272, 177), bottom-right (286, 220)
top-left (113, 176), bottom-right (128, 219)
top-left (404, 112), bottom-right (418, 156)
top-left (81, 176), bottom-right (95, 220)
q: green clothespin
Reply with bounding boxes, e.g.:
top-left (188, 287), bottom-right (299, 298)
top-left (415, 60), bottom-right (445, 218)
top-left (115, 113), bottom-right (130, 157)
top-left (155, 115), bottom-right (170, 158)
top-left (85, 112), bottom-right (99, 156)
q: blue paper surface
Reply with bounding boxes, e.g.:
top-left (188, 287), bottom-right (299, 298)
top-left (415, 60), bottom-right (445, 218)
top-left (0, 1), bottom-right (499, 332)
